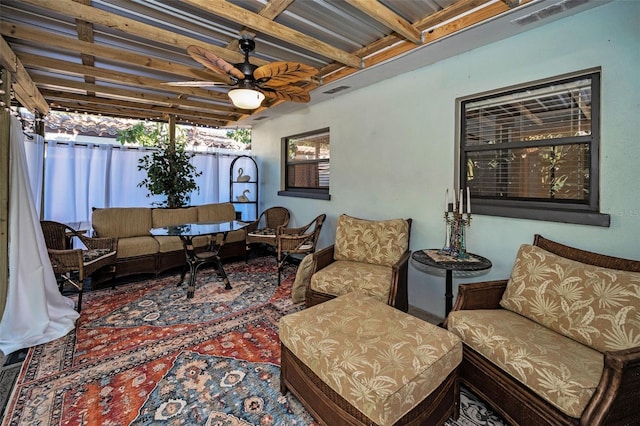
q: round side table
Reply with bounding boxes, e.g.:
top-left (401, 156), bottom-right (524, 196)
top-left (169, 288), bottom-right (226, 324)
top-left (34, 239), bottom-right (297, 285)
top-left (412, 249), bottom-right (492, 318)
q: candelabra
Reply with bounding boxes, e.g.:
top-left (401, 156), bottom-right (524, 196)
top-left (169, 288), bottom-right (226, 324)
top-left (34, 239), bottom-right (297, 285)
top-left (441, 211), bottom-right (472, 258)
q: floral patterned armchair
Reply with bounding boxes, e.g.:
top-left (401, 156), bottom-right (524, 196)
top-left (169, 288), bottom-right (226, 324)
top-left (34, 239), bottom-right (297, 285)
top-left (306, 214), bottom-right (412, 312)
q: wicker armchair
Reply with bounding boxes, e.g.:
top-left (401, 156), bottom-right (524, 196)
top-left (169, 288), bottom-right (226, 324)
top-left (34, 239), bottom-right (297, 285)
top-left (245, 207), bottom-right (291, 252)
top-left (445, 234), bottom-right (640, 425)
top-left (306, 214), bottom-right (412, 312)
top-left (41, 220), bottom-right (117, 312)
top-left (276, 214), bottom-right (326, 285)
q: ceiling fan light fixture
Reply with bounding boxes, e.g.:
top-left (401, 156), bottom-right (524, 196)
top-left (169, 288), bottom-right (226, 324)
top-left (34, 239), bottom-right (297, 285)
top-left (228, 88), bottom-right (265, 110)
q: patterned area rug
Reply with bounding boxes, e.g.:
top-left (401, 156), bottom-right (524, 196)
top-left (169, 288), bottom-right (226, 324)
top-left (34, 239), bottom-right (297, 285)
top-left (3, 257), bottom-right (505, 425)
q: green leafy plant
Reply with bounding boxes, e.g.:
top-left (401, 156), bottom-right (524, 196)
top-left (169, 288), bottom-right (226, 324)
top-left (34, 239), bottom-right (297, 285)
top-left (117, 122), bottom-right (201, 208)
top-left (226, 128), bottom-right (252, 148)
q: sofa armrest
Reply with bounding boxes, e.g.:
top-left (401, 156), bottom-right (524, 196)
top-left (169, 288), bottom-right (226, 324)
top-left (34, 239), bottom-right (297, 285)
top-left (581, 346), bottom-right (640, 425)
top-left (388, 250), bottom-right (410, 311)
top-left (451, 280), bottom-right (509, 311)
top-left (311, 245), bottom-right (335, 273)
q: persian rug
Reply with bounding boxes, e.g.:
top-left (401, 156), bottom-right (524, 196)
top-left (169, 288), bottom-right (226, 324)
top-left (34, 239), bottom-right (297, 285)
top-left (2, 257), bottom-right (505, 426)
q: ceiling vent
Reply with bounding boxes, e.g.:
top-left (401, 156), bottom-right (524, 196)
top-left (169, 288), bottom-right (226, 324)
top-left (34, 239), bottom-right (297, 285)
top-left (323, 85), bottom-right (351, 94)
top-left (511, 0), bottom-right (589, 26)
top-left (252, 116), bottom-right (269, 121)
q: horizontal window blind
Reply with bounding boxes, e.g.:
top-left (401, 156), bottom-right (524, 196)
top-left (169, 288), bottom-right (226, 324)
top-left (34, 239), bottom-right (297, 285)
top-left (460, 71), bottom-right (600, 218)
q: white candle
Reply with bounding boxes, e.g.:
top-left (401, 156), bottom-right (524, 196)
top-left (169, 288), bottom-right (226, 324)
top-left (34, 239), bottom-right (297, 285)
top-left (459, 189), bottom-right (463, 213)
top-left (445, 189), bottom-right (449, 212)
top-left (445, 222), bottom-right (450, 247)
top-left (467, 187), bottom-right (471, 214)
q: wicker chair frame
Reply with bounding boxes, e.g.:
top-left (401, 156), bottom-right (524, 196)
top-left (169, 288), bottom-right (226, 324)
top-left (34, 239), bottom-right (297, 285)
top-left (245, 206), bottom-right (290, 249)
top-left (41, 221), bottom-right (117, 312)
top-left (276, 214), bottom-right (326, 285)
top-left (445, 234), bottom-right (640, 425)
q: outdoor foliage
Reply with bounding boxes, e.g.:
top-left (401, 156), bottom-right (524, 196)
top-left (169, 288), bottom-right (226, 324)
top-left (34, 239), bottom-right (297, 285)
top-left (226, 128), bottom-right (252, 148)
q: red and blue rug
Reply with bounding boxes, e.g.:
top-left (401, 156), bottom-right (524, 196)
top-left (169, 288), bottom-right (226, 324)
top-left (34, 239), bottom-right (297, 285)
top-left (3, 257), bottom-right (316, 425)
top-left (3, 256), bottom-right (505, 425)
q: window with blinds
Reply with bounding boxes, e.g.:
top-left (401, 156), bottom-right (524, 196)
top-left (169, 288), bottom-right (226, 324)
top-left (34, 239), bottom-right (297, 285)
top-left (459, 70), bottom-right (608, 226)
top-left (280, 128), bottom-right (330, 199)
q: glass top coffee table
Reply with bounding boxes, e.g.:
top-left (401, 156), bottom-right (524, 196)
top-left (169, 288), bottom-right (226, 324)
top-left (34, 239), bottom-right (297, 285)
top-left (150, 221), bottom-right (248, 298)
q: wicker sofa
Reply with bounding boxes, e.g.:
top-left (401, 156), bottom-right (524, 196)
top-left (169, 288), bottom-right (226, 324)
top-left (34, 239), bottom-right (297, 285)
top-left (445, 234), bottom-right (640, 425)
top-left (91, 203), bottom-right (246, 278)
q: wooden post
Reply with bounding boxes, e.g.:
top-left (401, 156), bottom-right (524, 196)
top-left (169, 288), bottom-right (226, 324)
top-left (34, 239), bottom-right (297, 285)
top-left (35, 111), bottom-right (45, 219)
top-left (168, 114), bottom-right (176, 150)
top-left (0, 68), bottom-right (11, 319)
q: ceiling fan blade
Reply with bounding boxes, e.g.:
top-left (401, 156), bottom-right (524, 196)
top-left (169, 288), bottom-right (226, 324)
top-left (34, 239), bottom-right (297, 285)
top-left (254, 62), bottom-right (318, 88)
top-left (261, 85), bottom-right (311, 103)
top-left (186, 45), bottom-right (245, 83)
top-left (162, 81), bottom-right (229, 87)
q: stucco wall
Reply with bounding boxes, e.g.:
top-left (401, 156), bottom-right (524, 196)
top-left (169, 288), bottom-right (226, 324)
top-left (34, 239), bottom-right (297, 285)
top-left (250, 1), bottom-right (640, 318)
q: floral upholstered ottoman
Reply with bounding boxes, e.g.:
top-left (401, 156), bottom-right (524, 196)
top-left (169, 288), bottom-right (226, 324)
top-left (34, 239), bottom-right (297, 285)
top-left (279, 292), bottom-right (462, 425)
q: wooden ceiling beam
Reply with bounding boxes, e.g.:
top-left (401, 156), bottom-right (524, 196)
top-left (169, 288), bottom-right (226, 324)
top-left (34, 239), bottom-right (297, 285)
top-left (318, 0), bottom-right (494, 83)
top-left (48, 100), bottom-right (229, 127)
top-left (41, 89), bottom-right (232, 122)
top-left (18, 53), bottom-right (230, 102)
top-left (320, 0), bottom-right (514, 86)
top-left (181, 0), bottom-right (362, 69)
top-left (73, 0), bottom-right (96, 94)
top-left (345, 0), bottom-right (423, 44)
top-left (0, 36), bottom-right (49, 114)
top-left (1, 22), bottom-right (224, 83)
top-left (19, 0), bottom-right (260, 65)
top-left (225, 0), bottom-right (294, 51)
top-left (33, 75), bottom-right (239, 115)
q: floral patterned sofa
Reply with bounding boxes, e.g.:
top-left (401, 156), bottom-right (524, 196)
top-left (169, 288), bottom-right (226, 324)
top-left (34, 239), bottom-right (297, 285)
top-left (445, 234), bottom-right (640, 425)
top-left (91, 203), bottom-right (246, 278)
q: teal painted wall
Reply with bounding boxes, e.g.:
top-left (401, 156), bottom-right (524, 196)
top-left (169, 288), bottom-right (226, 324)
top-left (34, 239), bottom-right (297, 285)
top-left (251, 1), bottom-right (640, 318)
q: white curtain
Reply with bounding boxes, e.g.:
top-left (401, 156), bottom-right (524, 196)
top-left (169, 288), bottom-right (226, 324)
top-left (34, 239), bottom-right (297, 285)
top-left (23, 134), bottom-right (44, 217)
top-left (190, 152), bottom-right (221, 206)
top-left (40, 144), bottom-right (234, 223)
top-left (0, 116), bottom-right (79, 355)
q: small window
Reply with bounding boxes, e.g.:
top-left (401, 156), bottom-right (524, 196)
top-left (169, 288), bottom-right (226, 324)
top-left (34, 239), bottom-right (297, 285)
top-left (279, 128), bottom-right (330, 200)
top-left (459, 70), bottom-right (609, 226)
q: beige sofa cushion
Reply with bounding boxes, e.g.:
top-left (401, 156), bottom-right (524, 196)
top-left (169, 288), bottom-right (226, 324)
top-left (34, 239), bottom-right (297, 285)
top-left (500, 244), bottom-right (640, 352)
top-left (196, 203), bottom-right (245, 244)
top-left (280, 292), bottom-right (461, 426)
top-left (92, 207), bottom-right (152, 238)
top-left (448, 309), bottom-right (603, 418)
top-left (334, 214), bottom-right (410, 267)
top-left (151, 207), bottom-right (199, 253)
top-left (310, 260), bottom-right (392, 303)
top-left (152, 207), bottom-right (198, 228)
top-left (197, 202), bottom-right (236, 222)
top-left (116, 236), bottom-right (159, 258)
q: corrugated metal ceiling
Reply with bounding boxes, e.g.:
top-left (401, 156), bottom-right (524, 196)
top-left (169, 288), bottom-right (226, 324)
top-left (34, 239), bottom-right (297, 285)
top-left (0, 0), bottom-right (602, 127)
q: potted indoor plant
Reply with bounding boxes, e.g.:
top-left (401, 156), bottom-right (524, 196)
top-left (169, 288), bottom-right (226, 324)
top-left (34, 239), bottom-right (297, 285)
top-left (117, 122), bottom-right (201, 208)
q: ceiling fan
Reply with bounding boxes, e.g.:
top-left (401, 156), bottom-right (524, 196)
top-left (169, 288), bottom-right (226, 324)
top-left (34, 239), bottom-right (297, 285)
top-left (166, 38), bottom-right (318, 110)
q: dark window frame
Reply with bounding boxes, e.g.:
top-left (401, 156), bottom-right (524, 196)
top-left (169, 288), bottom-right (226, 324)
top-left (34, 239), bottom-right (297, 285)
top-left (458, 69), bottom-right (609, 227)
top-left (278, 127), bottom-right (331, 200)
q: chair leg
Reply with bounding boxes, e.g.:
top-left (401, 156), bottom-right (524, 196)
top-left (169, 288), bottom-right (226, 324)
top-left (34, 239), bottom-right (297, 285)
top-left (77, 285), bottom-right (83, 313)
top-left (111, 266), bottom-right (117, 290)
top-left (277, 265), bottom-right (282, 286)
